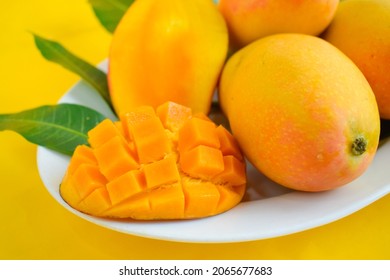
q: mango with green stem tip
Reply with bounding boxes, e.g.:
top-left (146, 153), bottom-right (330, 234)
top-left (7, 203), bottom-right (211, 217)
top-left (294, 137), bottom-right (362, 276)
top-left (219, 34), bottom-right (380, 192)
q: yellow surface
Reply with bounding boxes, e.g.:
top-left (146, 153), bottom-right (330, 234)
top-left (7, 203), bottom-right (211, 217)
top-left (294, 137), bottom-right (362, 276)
top-left (1, 0), bottom-right (389, 259)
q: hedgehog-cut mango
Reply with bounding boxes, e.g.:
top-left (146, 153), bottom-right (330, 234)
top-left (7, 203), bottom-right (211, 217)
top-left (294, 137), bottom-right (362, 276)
top-left (60, 101), bottom-right (246, 220)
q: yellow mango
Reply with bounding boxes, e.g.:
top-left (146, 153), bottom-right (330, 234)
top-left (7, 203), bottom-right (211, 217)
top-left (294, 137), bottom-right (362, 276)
top-left (322, 0), bottom-right (390, 119)
top-left (108, 0), bottom-right (228, 115)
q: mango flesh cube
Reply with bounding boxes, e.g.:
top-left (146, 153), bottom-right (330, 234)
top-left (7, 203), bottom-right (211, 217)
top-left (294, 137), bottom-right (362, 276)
top-left (120, 106), bottom-right (156, 140)
top-left (103, 194), bottom-right (151, 219)
top-left (182, 180), bottom-right (220, 218)
top-left (88, 119), bottom-right (126, 148)
top-left (216, 185), bottom-right (245, 214)
top-left (178, 117), bottom-right (220, 152)
top-left (72, 163), bottom-right (107, 200)
top-left (216, 125), bottom-right (243, 161)
top-left (106, 170), bottom-right (146, 205)
top-left (143, 156), bottom-right (180, 189)
top-left (214, 155), bottom-right (246, 186)
top-left (93, 136), bottom-right (139, 180)
top-left (156, 101), bottom-right (192, 132)
top-left (79, 187), bottom-right (111, 216)
top-left (60, 172), bottom-right (82, 207)
top-left (66, 145), bottom-right (97, 175)
top-left (131, 116), bottom-right (171, 164)
top-left (148, 183), bottom-right (185, 220)
top-left (180, 145), bottom-right (224, 179)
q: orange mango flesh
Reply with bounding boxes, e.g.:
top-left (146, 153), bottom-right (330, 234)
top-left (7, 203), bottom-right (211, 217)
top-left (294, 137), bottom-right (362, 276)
top-left (60, 101), bottom-right (246, 220)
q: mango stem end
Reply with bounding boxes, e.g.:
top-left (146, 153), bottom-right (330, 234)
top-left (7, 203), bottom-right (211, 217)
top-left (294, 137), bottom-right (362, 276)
top-left (352, 137), bottom-right (367, 156)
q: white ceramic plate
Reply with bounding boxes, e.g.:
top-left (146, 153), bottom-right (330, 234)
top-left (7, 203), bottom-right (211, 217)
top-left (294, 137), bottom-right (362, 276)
top-left (36, 62), bottom-right (390, 243)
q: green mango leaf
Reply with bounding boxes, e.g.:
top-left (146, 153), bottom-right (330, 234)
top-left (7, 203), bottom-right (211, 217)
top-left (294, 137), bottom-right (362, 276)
top-left (33, 34), bottom-right (113, 111)
top-left (0, 104), bottom-right (106, 156)
top-left (88, 0), bottom-right (134, 33)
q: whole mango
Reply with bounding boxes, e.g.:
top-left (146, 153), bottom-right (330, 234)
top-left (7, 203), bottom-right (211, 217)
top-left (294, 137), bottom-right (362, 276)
top-left (218, 0), bottom-right (338, 50)
top-left (108, 0), bottom-right (228, 115)
top-left (322, 0), bottom-right (390, 119)
top-left (219, 34), bottom-right (380, 192)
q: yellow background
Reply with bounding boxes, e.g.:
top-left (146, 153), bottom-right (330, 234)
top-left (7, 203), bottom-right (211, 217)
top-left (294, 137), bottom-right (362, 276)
top-left (1, 0), bottom-right (389, 259)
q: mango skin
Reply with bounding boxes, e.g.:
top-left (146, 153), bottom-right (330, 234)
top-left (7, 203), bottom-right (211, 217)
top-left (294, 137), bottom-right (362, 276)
top-left (108, 0), bottom-right (228, 115)
top-left (218, 0), bottom-right (338, 50)
top-left (219, 34), bottom-right (380, 192)
top-left (322, 0), bottom-right (390, 119)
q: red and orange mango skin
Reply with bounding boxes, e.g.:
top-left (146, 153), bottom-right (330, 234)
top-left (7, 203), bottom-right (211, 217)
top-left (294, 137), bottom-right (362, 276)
top-left (219, 34), bottom-right (380, 192)
top-left (108, 0), bottom-right (228, 115)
